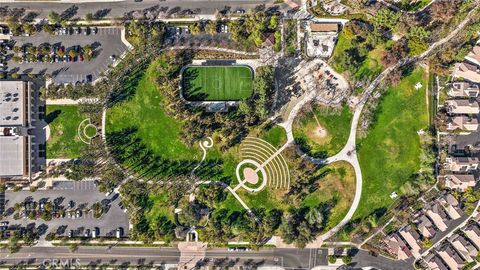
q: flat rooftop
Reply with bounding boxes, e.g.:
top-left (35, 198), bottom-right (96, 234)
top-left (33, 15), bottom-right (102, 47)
top-left (0, 136), bottom-right (27, 177)
top-left (0, 81), bottom-right (26, 127)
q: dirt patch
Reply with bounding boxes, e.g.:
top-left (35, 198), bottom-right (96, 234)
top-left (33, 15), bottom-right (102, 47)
top-left (305, 121), bottom-right (331, 145)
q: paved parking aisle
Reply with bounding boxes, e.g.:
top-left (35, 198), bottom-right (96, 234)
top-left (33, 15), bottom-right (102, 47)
top-left (5, 27), bottom-right (129, 84)
top-left (2, 180), bottom-right (129, 238)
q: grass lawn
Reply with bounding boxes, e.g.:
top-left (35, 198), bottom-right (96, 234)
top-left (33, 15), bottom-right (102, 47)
top-left (145, 192), bottom-right (175, 225)
top-left (397, 0), bottom-right (432, 11)
top-left (182, 66), bottom-right (253, 101)
top-left (259, 125), bottom-right (287, 149)
top-left (46, 105), bottom-right (87, 159)
top-left (302, 161), bottom-right (355, 230)
top-left (353, 47), bottom-right (386, 82)
top-left (106, 59), bottom-right (200, 160)
top-left (355, 67), bottom-right (429, 219)
top-left (293, 104), bottom-right (352, 158)
top-left (331, 29), bottom-right (387, 83)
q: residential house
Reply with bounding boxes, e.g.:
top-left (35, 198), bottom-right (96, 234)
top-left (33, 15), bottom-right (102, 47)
top-left (446, 116), bottom-right (479, 132)
top-left (465, 223), bottom-right (480, 249)
top-left (449, 82), bottom-right (480, 98)
top-left (466, 45), bottom-right (480, 67)
top-left (399, 225), bottom-right (422, 254)
top-left (439, 194), bottom-right (462, 220)
top-left (384, 233), bottom-right (412, 260)
top-left (415, 214), bottom-right (437, 239)
top-left (425, 253), bottom-right (449, 270)
top-left (437, 244), bottom-right (465, 270)
top-left (450, 234), bottom-right (478, 262)
top-left (446, 99), bottom-right (480, 115)
top-left (444, 157), bottom-right (479, 173)
top-left (445, 174), bottom-right (476, 191)
top-left (453, 62), bottom-right (480, 84)
top-left (426, 204), bottom-right (449, 232)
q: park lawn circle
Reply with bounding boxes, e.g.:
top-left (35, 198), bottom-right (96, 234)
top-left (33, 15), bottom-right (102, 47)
top-left (45, 105), bottom-right (87, 159)
top-left (83, 124), bottom-right (97, 138)
top-left (302, 161), bottom-right (356, 231)
top-left (181, 65), bottom-right (253, 101)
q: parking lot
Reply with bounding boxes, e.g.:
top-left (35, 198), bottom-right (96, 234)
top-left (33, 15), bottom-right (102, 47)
top-left (5, 27), bottom-right (129, 84)
top-left (1, 180), bottom-right (129, 239)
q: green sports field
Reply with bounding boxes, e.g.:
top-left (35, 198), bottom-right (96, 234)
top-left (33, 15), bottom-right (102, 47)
top-left (182, 65), bottom-right (253, 101)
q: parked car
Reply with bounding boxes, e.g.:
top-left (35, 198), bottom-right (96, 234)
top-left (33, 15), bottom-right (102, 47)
top-left (84, 229), bottom-right (90, 237)
top-left (92, 27), bottom-right (98, 34)
top-left (68, 230), bottom-right (73, 238)
top-left (116, 227), bottom-right (123, 238)
top-left (92, 227), bottom-right (99, 238)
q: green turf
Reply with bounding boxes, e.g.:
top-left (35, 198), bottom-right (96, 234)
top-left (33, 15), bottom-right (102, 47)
top-left (355, 67), bottom-right (429, 218)
top-left (259, 125), bottom-right (287, 149)
top-left (145, 192), bottom-right (175, 224)
top-left (331, 30), bottom-right (386, 82)
top-left (84, 125), bottom-right (97, 138)
top-left (182, 66), bottom-right (253, 101)
top-left (45, 105), bottom-right (87, 159)
top-left (293, 105), bottom-right (352, 158)
top-left (302, 161), bottom-right (355, 230)
top-left (106, 59), bottom-right (200, 160)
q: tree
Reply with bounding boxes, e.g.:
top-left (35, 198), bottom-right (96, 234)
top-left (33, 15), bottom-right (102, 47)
top-left (372, 8), bottom-right (401, 31)
top-left (82, 44), bottom-right (93, 61)
top-left (190, 23), bottom-right (201, 35)
top-left (48, 11), bottom-right (62, 24)
top-left (68, 50), bottom-right (76, 58)
top-left (205, 20), bottom-right (217, 35)
top-left (85, 13), bottom-right (94, 22)
top-left (180, 202), bottom-right (205, 226)
top-left (22, 24), bottom-right (35, 35)
top-left (429, 0), bottom-right (458, 22)
top-left (268, 15), bottom-right (279, 30)
top-left (407, 26), bottom-right (430, 56)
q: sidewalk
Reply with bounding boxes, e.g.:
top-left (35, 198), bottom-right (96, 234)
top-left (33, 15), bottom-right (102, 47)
top-left (0, 0), bottom-right (124, 2)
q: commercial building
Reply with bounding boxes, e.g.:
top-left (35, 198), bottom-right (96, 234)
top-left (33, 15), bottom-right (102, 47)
top-left (0, 81), bottom-right (33, 180)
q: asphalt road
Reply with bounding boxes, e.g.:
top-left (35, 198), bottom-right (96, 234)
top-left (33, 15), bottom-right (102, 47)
top-left (0, 247), bottom-right (326, 268)
top-left (0, 246), bottom-right (416, 269)
top-left (0, 246), bottom-right (181, 267)
top-left (2, 0), bottom-right (292, 20)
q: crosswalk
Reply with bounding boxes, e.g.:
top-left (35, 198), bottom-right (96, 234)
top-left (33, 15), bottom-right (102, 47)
top-left (52, 180), bottom-right (96, 191)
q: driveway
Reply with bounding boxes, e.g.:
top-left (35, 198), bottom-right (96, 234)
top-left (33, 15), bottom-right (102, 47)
top-left (5, 27), bottom-right (128, 84)
top-left (2, 180), bottom-right (129, 238)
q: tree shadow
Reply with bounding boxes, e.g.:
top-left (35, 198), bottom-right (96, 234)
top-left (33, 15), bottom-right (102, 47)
top-left (45, 109), bottom-right (61, 124)
top-left (93, 8), bottom-right (111, 19)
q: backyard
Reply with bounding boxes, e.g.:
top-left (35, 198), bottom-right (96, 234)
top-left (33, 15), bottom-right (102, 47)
top-left (181, 65), bottom-right (253, 101)
top-left (46, 105), bottom-right (87, 159)
top-left (293, 104), bottom-right (352, 158)
top-left (355, 67), bottom-right (429, 219)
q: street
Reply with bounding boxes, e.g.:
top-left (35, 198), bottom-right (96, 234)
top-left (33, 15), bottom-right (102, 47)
top-left (0, 245), bottom-right (416, 269)
top-left (1, 0), bottom-right (292, 20)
